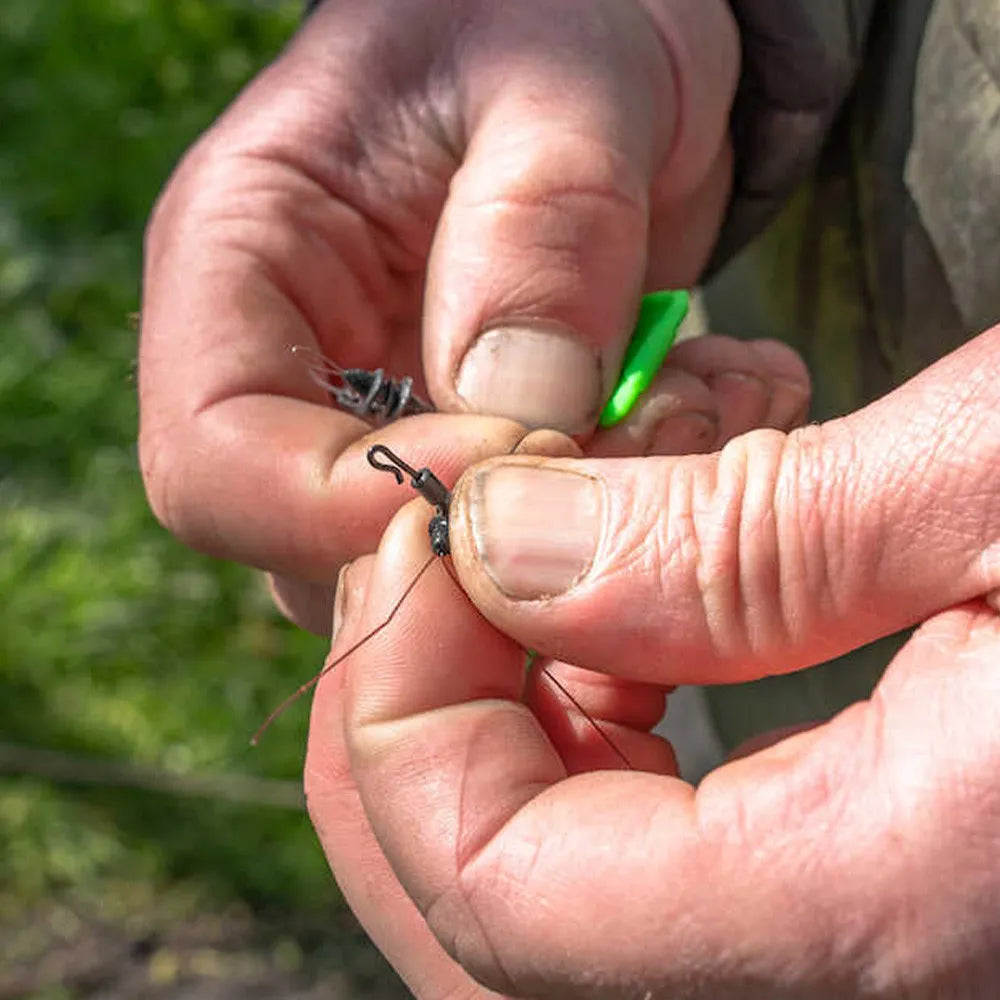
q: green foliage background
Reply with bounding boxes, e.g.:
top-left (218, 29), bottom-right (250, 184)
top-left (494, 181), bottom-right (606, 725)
top-left (0, 2), bottom-right (396, 992)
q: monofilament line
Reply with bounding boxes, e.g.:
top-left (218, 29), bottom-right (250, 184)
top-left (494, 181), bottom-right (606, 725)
top-left (250, 555), bottom-right (437, 746)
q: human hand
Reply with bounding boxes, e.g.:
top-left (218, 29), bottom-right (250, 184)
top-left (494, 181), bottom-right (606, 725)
top-left (309, 326), bottom-right (1000, 997)
top-left (138, 0), bottom-right (809, 633)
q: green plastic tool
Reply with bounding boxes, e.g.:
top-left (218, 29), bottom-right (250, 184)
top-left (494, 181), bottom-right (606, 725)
top-left (599, 289), bottom-right (690, 428)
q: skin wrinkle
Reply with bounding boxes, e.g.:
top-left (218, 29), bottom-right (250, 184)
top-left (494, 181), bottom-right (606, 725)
top-left (497, 234), bottom-right (603, 266)
top-left (772, 430), bottom-right (807, 651)
top-left (426, 878), bottom-right (516, 998)
top-left (774, 423), bottom-right (843, 652)
top-left (468, 786), bottom-right (673, 1000)
top-left (637, 2), bottom-right (687, 183)
top-left (450, 184), bottom-right (648, 324)
top-left (287, 7), bottom-right (466, 176)
top-left (461, 833), bottom-right (548, 993)
top-left (145, 406), bottom-right (313, 567)
top-left (227, 58), bottom-right (456, 249)
top-left (232, 141), bottom-right (440, 280)
top-left (808, 419), bottom-right (863, 630)
top-left (453, 177), bottom-right (650, 222)
top-left (186, 235), bottom-right (375, 395)
top-left (648, 488), bottom-right (680, 633)
top-left (149, 161), bottom-right (411, 383)
top-left (928, 402), bottom-right (1000, 590)
top-left (375, 64), bottom-right (461, 191)
top-left (227, 147), bottom-right (421, 293)
top-left (458, 9), bottom-right (668, 157)
top-left (701, 435), bottom-right (753, 663)
top-left (735, 430), bottom-right (785, 660)
top-left (667, 453), bottom-right (718, 660)
top-left (475, 270), bottom-right (596, 328)
top-left (854, 357), bottom-right (1000, 617)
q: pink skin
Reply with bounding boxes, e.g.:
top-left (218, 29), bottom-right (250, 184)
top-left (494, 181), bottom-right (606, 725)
top-left (138, 0), bottom-right (808, 634)
top-left (308, 326), bottom-right (1000, 998)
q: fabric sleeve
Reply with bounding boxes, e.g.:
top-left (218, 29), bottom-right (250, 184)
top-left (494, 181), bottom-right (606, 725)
top-left (709, 0), bottom-right (879, 269)
top-left (302, 0), bottom-right (878, 269)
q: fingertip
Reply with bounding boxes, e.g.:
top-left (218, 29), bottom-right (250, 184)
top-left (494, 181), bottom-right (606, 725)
top-left (512, 428), bottom-right (584, 459)
top-left (747, 338), bottom-right (811, 387)
top-left (748, 339), bottom-right (812, 429)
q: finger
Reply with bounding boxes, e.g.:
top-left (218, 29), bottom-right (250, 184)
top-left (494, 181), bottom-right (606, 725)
top-left (268, 574), bottom-right (337, 636)
top-left (513, 429), bottom-right (585, 459)
top-left (526, 659), bottom-right (677, 775)
top-left (305, 557), bottom-right (501, 999)
top-left (422, 1), bottom-right (737, 435)
top-left (448, 327), bottom-right (1000, 686)
top-left (745, 340), bottom-right (813, 429)
top-left (587, 367), bottom-right (720, 458)
top-left (665, 335), bottom-right (811, 443)
top-left (344, 504), bottom-right (1000, 995)
top-left (587, 336), bottom-right (810, 458)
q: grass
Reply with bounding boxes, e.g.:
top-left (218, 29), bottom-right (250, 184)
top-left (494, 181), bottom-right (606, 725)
top-left (0, 3), bottom-right (404, 994)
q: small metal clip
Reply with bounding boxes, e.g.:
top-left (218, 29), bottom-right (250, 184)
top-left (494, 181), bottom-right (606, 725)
top-left (367, 445), bottom-right (451, 556)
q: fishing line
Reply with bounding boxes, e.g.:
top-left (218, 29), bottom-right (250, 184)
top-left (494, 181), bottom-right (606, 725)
top-left (252, 437), bottom-right (633, 769)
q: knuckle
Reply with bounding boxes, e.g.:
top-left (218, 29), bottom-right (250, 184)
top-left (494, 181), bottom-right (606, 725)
top-left (703, 429), bottom-right (789, 664)
top-left (455, 127), bottom-right (647, 223)
top-left (666, 428), bottom-right (831, 671)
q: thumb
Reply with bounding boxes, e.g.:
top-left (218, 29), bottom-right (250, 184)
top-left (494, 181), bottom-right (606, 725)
top-left (422, 0), bottom-right (737, 435)
top-left (448, 327), bottom-right (1000, 684)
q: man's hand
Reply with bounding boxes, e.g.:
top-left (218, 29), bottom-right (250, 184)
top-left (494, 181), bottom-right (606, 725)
top-left (138, 0), bottom-right (811, 632)
top-left (307, 326), bottom-right (1000, 998)
top-left (448, 326), bottom-right (1000, 683)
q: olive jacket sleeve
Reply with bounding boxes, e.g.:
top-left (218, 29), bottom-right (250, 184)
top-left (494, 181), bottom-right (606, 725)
top-left (711, 0), bottom-right (878, 267)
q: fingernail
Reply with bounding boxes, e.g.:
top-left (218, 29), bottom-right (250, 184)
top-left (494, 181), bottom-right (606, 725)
top-left (708, 370), bottom-right (768, 404)
top-left (468, 464), bottom-right (602, 599)
top-left (331, 562), bottom-right (353, 642)
top-left (456, 326), bottom-right (601, 434)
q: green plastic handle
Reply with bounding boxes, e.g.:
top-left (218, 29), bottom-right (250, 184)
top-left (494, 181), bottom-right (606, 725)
top-left (599, 289), bottom-right (689, 428)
